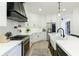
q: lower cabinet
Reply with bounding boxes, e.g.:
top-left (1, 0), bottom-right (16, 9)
top-left (3, 43), bottom-right (21, 56)
top-left (30, 32), bottom-right (47, 47)
top-left (48, 42), bottom-right (57, 56)
top-left (49, 42), bottom-right (68, 56)
top-left (53, 50), bottom-right (57, 56)
top-left (56, 44), bottom-right (68, 56)
top-left (48, 42), bottom-right (54, 56)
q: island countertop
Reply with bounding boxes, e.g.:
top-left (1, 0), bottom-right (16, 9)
top-left (48, 33), bottom-right (79, 56)
top-left (55, 36), bottom-right (79, 56)
top-left (0, 40), bottom-right (22, 56)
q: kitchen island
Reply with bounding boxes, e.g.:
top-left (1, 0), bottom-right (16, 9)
top-left (48, 33), bottom-right (79, 56)
top-left (56, 35), bottom-right (79, 56)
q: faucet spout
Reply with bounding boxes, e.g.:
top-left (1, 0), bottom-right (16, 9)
top-left (57, 28), bottom-right (65, 38)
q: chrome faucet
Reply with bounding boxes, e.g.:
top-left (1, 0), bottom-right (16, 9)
top-left (57, 28), bottom-right (65, 38)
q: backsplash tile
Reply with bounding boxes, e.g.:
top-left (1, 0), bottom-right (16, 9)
top-left (0, 19), bottom-right (25, 36)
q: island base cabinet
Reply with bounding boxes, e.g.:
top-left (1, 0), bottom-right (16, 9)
top-left (56, 44), bottom-right (68, 56)
top-left (48, 42), bottom-right (57, 56)
top-left (3, 43), bottom-right (21, 56)
top-left (48, 42), bottom-right (54, 56)
top-left (53, 50), bottom-right (57, 56)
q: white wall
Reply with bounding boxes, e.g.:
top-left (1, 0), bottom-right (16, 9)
top-left (0, 2), bottom-right (7, 26)
top-left (24, 4), bottom-right (47, 31)
top-left (60, 7), bottom-right (79, 36)
top-left (24, 3), bottom-right (58, 32)
top-left (71, 7), bottom-right (79, 35)
top-left (24, 3), bottom-right (59, 32)
top-left (27, 12), bottom-right (44, 29)
top-left (0, 2), bottom-right (26, 36)
top-left (45, 14), bottom-right (61, 32)
top-left (0, 19), bottom-right (25, 36)
top-left (61, 13), bottom-right (72, 35)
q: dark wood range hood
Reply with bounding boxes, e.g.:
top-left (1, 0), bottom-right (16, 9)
top-left (7, 2), bottom-right (28, 22)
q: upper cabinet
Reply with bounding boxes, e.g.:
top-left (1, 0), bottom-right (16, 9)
top-left (0, 2), bottom-right (7, 26)
top-left (7, 2), bottom-right (28, 22)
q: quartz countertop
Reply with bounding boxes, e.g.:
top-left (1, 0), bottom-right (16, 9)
top-left (55, 36), bottom-right (79, 56)
top-left (48, 33), bottom-right (79, 56)
top-left (0, 40), bottom-right (22, 56)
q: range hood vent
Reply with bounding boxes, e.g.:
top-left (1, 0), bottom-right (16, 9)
top-left (7, 2), bottom-right (28, 22)
top-left (7, 10), bottom-right (27, 22)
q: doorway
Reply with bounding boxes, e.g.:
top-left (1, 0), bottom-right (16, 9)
top-left (66, 21), bottom-right (70, 35)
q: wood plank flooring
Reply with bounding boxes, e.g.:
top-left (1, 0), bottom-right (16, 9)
top-left (28, 40), bottom-right (52, 56)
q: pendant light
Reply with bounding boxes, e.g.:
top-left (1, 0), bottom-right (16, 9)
top-left (58, 2), bottom-right (61, 17)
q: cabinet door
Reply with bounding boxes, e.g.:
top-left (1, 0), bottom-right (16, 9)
top-left (0, 2), bottom-right (7, 26)
top-left (39, 32), bottom-right (47, 40)
top-left (3, 44), bottom-right (21, 56)
top-left (30, 32), bottom-right (47, 46)
top-left (56, 44), bottom-right (68, 56)
top-left (8, 44), bottom-right (21, 56)
top-left (48, 42), bottom-right (54, 56)
top-left (30, 33), bottom-right (38, 43)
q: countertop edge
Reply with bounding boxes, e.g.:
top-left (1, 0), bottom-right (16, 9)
top-left (0, 40), bottom-right (22, 56)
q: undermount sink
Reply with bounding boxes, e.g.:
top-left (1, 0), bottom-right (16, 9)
top-left (56, 33), bottom-right (69, 40)
top-left (48, 33), bottom-right (69, 50)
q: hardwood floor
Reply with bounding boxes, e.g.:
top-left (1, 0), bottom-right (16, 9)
top-left (28, 40), bottom-right (52, 56)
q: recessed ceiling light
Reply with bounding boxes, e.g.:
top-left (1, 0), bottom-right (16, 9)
top-left (58, 13), bottom-right (61, 17)
top-left (38, 8), bottom-right (42, 11)
top-left (62, 8), bottom-right (66, 11)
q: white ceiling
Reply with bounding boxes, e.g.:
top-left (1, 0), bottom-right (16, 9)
top-left (24, 2), bottom-right (79, 14)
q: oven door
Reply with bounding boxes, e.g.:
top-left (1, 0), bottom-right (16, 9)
top-left (23, 37), bottom-right (29, 56)
top-left (21, 41), bottom-right (24, 56)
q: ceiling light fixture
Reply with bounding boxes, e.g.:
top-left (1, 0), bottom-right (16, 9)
top-left (58, 2), bottom-right (61, 17)
top-left (57, 2), bottom-right (66, 17)
top-left (58, 13), bottom-right (61, 16)
top-left (62, 8), bottom-right (66, 11)
top-left (38, 8), bottom-right (42, 11)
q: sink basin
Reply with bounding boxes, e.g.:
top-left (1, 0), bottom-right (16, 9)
top-left (48, 33), bottom-right (69, 50)
top-left (56, 33), bottom-right (69, 40)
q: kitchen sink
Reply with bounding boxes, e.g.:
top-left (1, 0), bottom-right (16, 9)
top-left (48, 33), bottom-right (69, 50)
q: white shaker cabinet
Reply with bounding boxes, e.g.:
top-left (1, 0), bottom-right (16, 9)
top-left (30, 32), bottom-right (47, 47)
top-left (0, 2), bottom-right (7, 26)
top-left (3, 43), bottom-right (21, 56)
